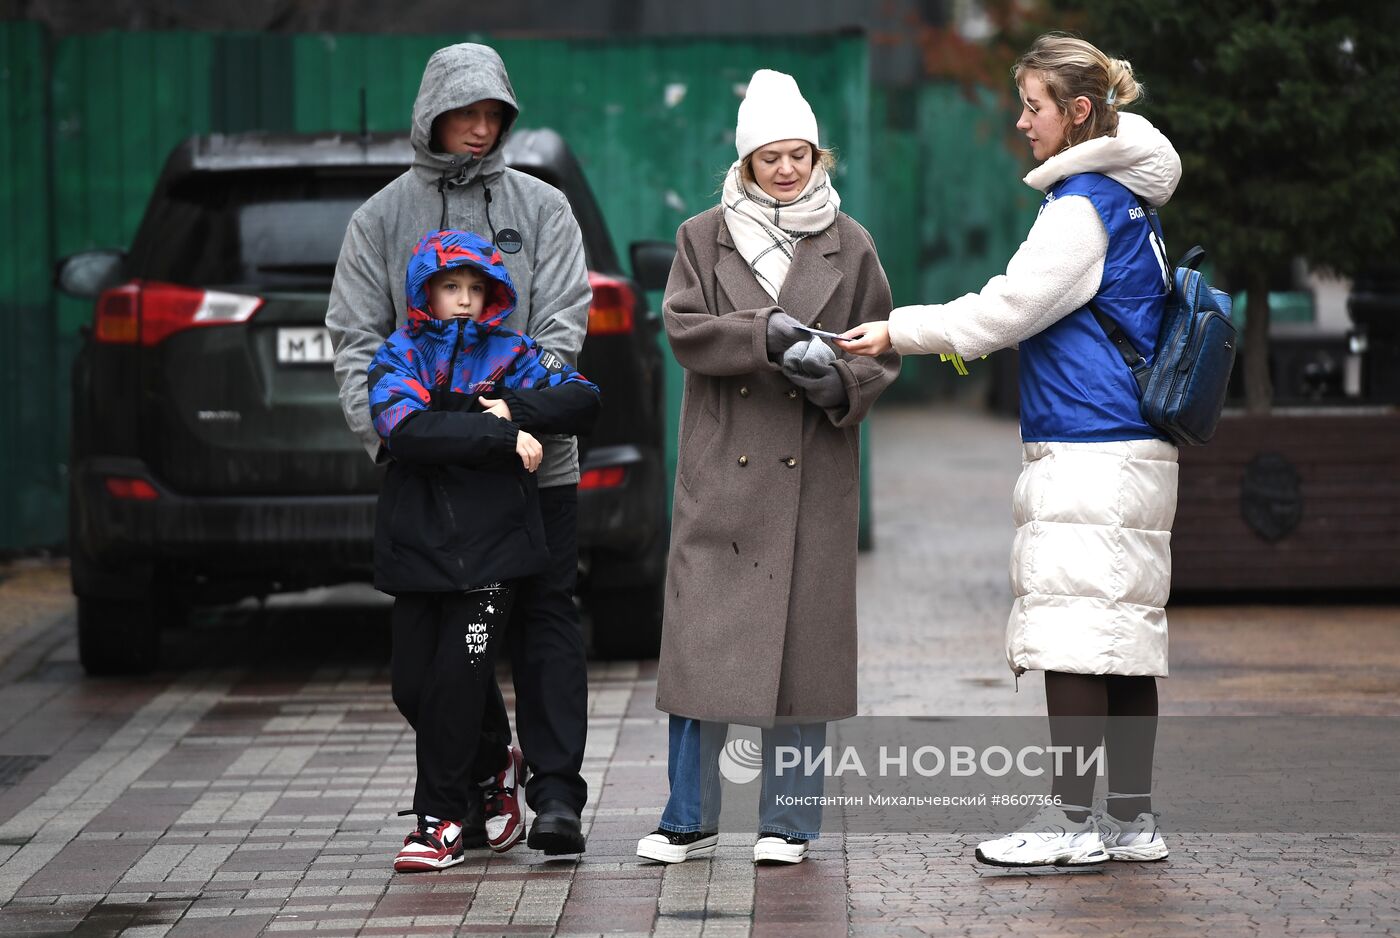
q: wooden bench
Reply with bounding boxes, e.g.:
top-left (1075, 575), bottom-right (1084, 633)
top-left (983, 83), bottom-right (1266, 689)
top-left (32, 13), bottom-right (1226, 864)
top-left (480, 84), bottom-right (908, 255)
top-left (1173, 408), bottom-right (1400, 592)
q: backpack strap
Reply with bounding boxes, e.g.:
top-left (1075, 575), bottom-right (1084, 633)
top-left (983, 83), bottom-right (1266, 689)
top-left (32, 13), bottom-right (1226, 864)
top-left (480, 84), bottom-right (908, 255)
top-left (1088, 192), bottom-right (1170, 398)
top-left (1177, 245), bottom-right (1205, 272)
top-left (1088, 300), bottom-right (1152, 396)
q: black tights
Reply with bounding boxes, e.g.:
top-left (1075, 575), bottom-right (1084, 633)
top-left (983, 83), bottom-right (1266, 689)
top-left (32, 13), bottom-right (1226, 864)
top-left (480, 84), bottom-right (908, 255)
top-left (1044, 671), bottom-right (1158, 821)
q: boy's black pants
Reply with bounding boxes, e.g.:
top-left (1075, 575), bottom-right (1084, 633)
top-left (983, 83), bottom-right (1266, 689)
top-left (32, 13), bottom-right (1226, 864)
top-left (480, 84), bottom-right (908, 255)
top-left (391, 583), bottom-right (515, 821)
top-left (478, 485), bottom-right (590, 814)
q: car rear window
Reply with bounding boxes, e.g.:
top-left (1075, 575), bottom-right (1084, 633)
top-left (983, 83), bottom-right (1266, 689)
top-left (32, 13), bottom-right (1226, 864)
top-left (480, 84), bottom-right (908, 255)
top-left (131, 160), bottom-right (614, 289)
top-left (132, 169), bottom-right (397, 290)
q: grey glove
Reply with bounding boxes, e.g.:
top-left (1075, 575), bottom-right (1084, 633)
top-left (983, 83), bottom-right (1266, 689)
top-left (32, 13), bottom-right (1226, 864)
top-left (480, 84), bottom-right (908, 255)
top-left (781, 338), bottom-right (847, 409)
top-left (766, 311), bottom-right (807, 361)
top-left (782, 337), bottom-right (836, 374)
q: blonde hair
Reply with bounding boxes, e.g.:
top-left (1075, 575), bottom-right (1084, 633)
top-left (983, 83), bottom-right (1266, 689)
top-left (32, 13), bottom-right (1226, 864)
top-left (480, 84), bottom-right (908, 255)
top-left (1013, 32), bottom-right (1142, 149)
top-left (739, 143), bottom-right (837, 186)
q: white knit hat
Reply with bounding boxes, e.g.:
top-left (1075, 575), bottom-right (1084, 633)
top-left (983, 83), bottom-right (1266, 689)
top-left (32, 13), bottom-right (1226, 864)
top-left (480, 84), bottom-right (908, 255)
top-left (735, 69), bottom-right (820, 160)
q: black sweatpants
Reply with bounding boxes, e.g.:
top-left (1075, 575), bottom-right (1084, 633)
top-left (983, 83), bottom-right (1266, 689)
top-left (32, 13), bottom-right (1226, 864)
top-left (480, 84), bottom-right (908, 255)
top-left (478, 485), bottom-right (590, 813)
top-left (391, 583), bottom-right (515, 821)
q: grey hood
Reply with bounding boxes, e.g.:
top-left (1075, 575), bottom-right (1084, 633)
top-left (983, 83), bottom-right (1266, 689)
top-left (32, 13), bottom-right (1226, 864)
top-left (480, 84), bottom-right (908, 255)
top-left (410, 43), bottom-right (520, 188)
top-left (328, 43), bottom-right (592, 485)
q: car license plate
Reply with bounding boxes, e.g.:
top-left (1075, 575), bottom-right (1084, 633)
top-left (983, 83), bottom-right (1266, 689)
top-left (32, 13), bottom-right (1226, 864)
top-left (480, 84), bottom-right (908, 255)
top-left (277, 327), bottom-right (335, 364)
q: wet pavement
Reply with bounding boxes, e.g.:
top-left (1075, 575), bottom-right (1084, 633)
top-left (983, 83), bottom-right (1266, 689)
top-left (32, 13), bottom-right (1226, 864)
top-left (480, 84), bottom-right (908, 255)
top-left (0, 404), bottom-right (1396, 936)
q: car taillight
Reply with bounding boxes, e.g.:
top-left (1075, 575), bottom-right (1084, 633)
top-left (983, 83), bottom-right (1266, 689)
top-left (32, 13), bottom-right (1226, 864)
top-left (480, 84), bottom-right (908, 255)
top-left (103, 476), bottom-right (159, 501)
top-left (94, 283), bottom-right (140, 343)
top-left (94, 281), bottom-right (264, 346)
top-left (579, 465), bottom-right (627, 490)
top-left (587, 273), bottom-right (634, 335)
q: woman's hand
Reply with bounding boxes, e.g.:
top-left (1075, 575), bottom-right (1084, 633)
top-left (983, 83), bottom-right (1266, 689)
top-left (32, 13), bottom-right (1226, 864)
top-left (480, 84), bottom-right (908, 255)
top-left (479, 396), bottom-right (512, 421)
top-left (766, 311), bottom-right (807, 361)
top-left (516, 429), bottom-right (542, 472)
top-left (782, 339), bottom-right (846, 408)
top-left (836, 321), bottom-right (892, 357)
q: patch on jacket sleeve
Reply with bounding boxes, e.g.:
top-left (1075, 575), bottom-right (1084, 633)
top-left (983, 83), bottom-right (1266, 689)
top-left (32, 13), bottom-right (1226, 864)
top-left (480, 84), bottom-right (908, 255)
top-left (537, 350), bottom-right (570, 374)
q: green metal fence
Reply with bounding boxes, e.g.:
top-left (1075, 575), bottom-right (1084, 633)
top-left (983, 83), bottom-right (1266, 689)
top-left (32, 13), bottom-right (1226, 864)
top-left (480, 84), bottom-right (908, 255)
top-left (867, 82), bottom-right (1034, 401)
top-left (0, 22), bottom-right (56, 549)
top-left (0, 25), bottom-right (1031, 551)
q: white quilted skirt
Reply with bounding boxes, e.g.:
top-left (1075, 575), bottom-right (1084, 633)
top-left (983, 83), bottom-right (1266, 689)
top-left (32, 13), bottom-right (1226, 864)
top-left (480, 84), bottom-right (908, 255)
top-left (1006, 438), bottom-right (1178, 677)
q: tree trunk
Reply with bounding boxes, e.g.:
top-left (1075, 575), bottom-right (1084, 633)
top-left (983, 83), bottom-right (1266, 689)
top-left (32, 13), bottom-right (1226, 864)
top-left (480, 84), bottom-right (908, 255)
top-left (1243, 271), bottom-right (1273, 414)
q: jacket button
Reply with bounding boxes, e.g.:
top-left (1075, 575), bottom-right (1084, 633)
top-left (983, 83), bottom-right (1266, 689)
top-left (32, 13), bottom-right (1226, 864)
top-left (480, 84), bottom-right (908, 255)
top-left (815, 322), bottom-right (823, 329)
top-left (738, 455), bottom-right (749, 466)
top-left (787, 388), bottom-right (798, 399)
top-left (784, 457), bottom-right (797, 468)
top-left (739, 386), bottom-right (750, 397)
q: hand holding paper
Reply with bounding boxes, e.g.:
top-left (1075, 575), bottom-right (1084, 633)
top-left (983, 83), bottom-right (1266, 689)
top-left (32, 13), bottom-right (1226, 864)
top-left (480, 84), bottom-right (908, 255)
top-left (782, 338), bottom-right (846, 408)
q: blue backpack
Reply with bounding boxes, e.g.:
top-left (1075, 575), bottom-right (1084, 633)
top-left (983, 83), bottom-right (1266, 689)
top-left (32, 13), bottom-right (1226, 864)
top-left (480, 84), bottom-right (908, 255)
top-left (1090, 199), bottom-right (1238, 446)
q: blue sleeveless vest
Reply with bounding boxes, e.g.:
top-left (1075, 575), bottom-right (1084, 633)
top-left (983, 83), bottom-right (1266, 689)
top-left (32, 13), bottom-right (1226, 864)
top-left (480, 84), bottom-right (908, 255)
top-left (1017, 173), bottom-right (1170, 442)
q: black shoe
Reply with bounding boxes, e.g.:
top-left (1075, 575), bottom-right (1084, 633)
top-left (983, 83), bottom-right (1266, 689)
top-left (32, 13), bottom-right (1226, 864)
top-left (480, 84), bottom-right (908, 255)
top-left (754, 831), bottom-right (808, 864)
top-left (756, 830), bottom-right (806, 843)
top-left (527, 799), bottom-right (586, 855)
top-left (637, 828), bottom-right (719, 864)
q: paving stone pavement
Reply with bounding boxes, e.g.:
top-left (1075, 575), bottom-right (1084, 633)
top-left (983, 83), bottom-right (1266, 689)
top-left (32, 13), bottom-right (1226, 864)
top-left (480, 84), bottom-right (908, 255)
top-left (0, 404), bottom-right (1394, 936)
top-left (848, 406), bottom-right (1400, 937)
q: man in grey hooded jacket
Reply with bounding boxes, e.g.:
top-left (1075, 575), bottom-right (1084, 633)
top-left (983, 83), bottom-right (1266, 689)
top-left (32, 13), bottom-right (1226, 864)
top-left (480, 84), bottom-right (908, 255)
top-left (327, 42), bottom-right (591, 855)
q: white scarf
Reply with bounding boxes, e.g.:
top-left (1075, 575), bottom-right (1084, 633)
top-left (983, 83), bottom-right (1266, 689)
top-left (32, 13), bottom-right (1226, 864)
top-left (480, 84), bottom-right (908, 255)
top-left (720, 160), bottom-right (840, 300)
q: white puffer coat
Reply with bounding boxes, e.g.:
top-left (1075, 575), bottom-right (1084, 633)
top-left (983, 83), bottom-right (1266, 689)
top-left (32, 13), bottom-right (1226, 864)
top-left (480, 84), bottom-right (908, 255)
top-left (887, 114), bottom-right (1182, 677)
top-left (1008, 439), bottom-right (1176, 676)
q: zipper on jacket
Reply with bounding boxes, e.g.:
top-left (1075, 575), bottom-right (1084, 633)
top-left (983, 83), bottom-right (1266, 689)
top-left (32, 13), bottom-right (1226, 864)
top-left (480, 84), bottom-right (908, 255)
top-left (441, 321), bottom-right (467, 395)
top-left (437, 176), bottom-right (449, 229)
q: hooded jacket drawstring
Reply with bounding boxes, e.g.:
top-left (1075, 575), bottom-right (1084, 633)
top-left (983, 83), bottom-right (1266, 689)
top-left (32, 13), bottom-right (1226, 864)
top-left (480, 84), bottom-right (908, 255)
top-left (436, 172), bottom-right (498, 243)
top-left (480, 178), bottom-right (498, 245)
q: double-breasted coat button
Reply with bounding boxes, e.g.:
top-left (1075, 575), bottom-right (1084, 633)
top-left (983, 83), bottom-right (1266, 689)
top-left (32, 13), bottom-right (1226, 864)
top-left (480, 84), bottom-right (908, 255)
top-left (787, 388), bottom-right (798, 399)
top-left (739, 386), bottom-right (750, 397)
top-left (785, 457), bottom-right (797, 468)
top-left (738, 455), bottom-right (749, 466)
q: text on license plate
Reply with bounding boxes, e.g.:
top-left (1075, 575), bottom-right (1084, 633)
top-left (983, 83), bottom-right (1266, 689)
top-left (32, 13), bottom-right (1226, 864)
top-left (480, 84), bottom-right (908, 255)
top-left (277, 327), bottom-right (335, 364)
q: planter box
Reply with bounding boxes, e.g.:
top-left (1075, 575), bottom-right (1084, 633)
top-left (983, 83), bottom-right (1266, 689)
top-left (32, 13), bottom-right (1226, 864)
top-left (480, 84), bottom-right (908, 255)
top-left (1173, 408), bottom-right (1400, 592)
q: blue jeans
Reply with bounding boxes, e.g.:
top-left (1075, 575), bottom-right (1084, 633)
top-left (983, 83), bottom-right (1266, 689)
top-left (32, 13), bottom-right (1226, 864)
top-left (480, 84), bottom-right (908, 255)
top-left (659, 715), bottom-right (827, 840)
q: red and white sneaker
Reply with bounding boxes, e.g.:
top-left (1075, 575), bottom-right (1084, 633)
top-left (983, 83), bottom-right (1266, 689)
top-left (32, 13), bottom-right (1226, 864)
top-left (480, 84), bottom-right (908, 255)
top-left (481, 745), bottom-right (527, 853)
top-left (393, 816), bottom-right (466, 872)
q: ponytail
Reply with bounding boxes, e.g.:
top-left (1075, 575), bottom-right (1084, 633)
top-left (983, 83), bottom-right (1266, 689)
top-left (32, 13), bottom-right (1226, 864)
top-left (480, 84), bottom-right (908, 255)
top-left (1014, 33), bottom-right (1143, 147)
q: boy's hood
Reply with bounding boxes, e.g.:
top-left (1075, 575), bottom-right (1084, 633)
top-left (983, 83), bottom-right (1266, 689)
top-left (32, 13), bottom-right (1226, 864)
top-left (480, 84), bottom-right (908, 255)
top-left (405, 229), bottom-right (518, 335)
top-left (410, 43), bottom-right (520, 186)
top-left (1023, 112), bottom-right (1182, 208)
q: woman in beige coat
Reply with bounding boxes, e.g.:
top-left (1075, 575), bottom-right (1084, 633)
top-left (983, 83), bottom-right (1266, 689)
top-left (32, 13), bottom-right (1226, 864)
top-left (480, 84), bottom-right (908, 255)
top-left (636, 70), bottom-right (899, 867)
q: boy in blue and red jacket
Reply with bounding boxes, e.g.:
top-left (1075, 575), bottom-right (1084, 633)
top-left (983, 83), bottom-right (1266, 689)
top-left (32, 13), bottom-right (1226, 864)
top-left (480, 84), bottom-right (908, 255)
top-left (368, 230), bottom-right (599, 873)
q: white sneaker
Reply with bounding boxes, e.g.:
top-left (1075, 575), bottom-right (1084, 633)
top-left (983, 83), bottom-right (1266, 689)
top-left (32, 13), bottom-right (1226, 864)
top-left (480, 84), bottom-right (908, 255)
top-left (393, 816), bottom-right (465, 872)
top-left (637, 829), bottom-right (718, 864)
top-left (753, 832), bottom-right (808, 864)
top-left (975, 806), bottom-right (1109, 868)
top-left (1097, 810), bottom-right (1169, 861)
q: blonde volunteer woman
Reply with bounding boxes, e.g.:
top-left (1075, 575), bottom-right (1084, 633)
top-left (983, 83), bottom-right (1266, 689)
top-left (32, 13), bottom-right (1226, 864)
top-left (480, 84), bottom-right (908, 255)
top-left (843, 33), bottom-right (1181, 868)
